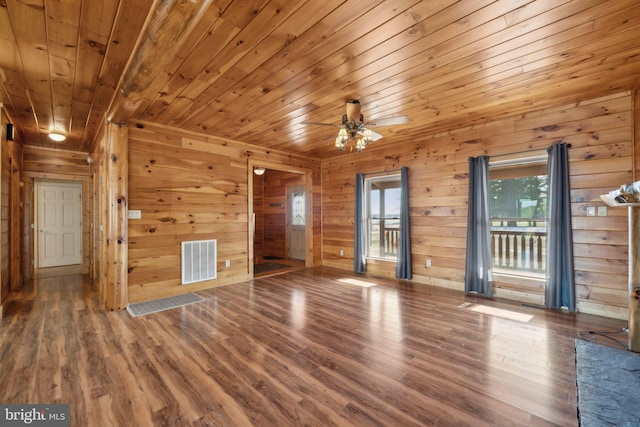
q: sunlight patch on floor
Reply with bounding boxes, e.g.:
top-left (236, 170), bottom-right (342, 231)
top-left (337, 278), bottom-right (378, 288)
top-left (467, 304), bottom-right (533, 323)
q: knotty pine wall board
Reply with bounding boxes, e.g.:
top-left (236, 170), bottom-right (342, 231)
top-left (127, 124), bottom-right (320, 303)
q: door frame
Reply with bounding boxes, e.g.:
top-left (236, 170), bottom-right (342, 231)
top-left (24, 172), bottom-right (90, 278)
top-left (248, 160), bottom-right (313, 277)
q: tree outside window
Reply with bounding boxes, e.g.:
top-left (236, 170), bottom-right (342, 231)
top-left (489, 162), bottom-right (548, 275)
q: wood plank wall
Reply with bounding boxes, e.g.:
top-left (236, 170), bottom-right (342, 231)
top-left (87, 142), bottom-right (99, 283)
top-left (1, 115), bottom-right (11, 303)
top-left (22, 146), bottom-right (91, 277)
top-left (635, 86), bottom-right (640, 180)
top-left (1, 108), bottom-right (23, 310)
top-left (91, 125), bottom-right (107, 304)
top-left (101, 123), bottom-right (128, 310)
top-left (321, 92), bottom-right (633, 320)
top-left (261, 170), bottom-right (304, 260)
top-left (127, 123), bottom-right (320, 303)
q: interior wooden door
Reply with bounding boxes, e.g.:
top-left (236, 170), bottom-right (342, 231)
top-left (36, 181), bottom-right (83, 268)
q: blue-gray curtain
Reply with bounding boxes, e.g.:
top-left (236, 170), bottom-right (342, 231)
top-left (465, 156), bottom-right (493, 296)
top-left (354, 173), bottom-right (366, 273)
top-left (396, 167), bottom-right (412, 279)
top-left (545, 143), bottom-right (575, 311)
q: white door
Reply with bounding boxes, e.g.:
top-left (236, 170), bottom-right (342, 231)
top-left (36, 181), bottom-right (83, 268)
top-left (287, 186), bottom-right (306, 260)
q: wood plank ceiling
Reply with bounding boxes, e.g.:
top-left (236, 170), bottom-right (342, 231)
top-left (1, 0), bottom-right (640, 158)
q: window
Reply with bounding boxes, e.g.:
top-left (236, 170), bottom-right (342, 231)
top-left (489, 156), bottom-right (548, 275)
top-left (365, 175), bottom-right (401, 260)
top-left (291, 190), bottom-right (305, 226)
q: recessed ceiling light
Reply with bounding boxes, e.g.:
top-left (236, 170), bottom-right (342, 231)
top-left (48, 133), bottom-right (66, 142)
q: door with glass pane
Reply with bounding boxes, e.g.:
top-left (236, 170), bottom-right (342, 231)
top-left (287, 185), bottom-right (306, 260)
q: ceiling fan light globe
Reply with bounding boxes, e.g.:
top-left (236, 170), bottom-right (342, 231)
top-left (335, 128), bottom-right (349, 151)
top-left (362, 128), bottom-right (373, 144)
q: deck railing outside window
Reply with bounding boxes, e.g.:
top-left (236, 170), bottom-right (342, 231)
top-left (368, 219), bottom-right (399, 259)
top-left (490, 218), bottom-right (546, 274)
top-left (370, 217), bottom-right (547, 270)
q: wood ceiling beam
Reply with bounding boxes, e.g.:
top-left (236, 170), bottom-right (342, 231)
top-left (107, 0), bottom-right (214, 125)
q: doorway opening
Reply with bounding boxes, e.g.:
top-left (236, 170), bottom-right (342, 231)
top-left (249, 162), bottom-right (312, 277)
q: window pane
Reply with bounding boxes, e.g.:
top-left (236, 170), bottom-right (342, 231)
top-left (291, 191), bottom-right (305, 225)
top-left (385, 188), bottom-right (401, 217)
top-left (365, 175), bottom-right (401, 260)
top-left (489, 174), bottom-right (547, 276)
top-left (369, 189), bottom-right (380, 217)
top-left (490, 176), bottom-right (547, 219)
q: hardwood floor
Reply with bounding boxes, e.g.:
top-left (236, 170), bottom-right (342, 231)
top-left (33, 264), bottom-right (83, 279)
top-left (254, 258), bottom-right (306, 278)
top-left (0, 268), bottom-right (627, 426)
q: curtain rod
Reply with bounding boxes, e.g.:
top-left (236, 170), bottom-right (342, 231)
top-left (489, 143), bottom-right (572, 160)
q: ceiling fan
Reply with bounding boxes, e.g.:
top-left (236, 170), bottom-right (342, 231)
top-left (301, 100), bottom-right (409, 152)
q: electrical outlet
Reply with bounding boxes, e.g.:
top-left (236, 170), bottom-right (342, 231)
top-left (340, 249), bottom-right (344, 256)
top-left (225, 260), bottom-right (231, 267)
top-left (128, 210), bottom-right (142, 219)
top-left (597, 206), bottom-right (607, 217)
top-left (426, 259), bottom-right (432, 268)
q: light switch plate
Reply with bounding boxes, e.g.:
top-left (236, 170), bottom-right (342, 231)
top-left (128, 210), bottom-right (142, 219)
top-left (586, 207), bottom-right (596, 217)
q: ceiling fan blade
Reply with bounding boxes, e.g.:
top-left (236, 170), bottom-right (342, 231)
top-left (366, 115), bottom-right (409, 127)
top-left (301, 121), bottom-right (340, 127)
top-left (369, 129), bottom-right (383, 141)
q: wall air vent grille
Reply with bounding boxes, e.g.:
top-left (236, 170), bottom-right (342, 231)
top-left (181, 239), bottom-right (217, 285)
